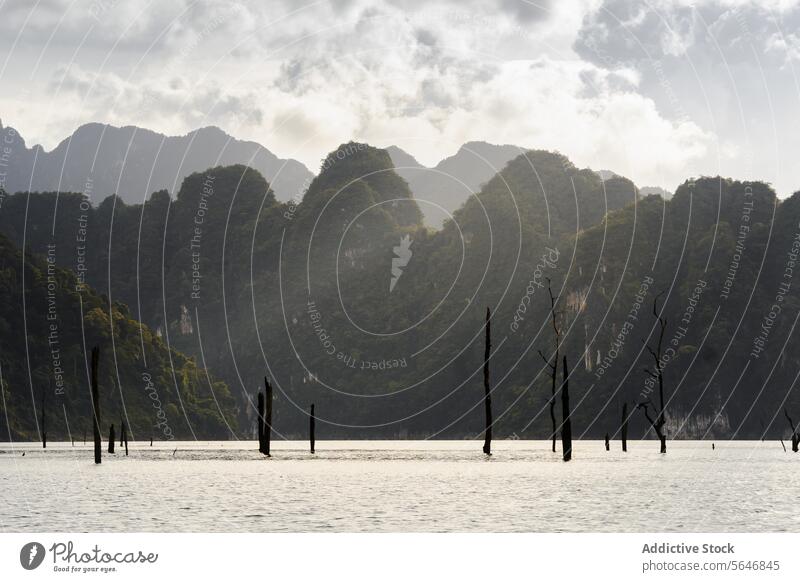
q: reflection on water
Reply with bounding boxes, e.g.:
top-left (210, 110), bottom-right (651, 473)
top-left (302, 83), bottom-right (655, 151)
top-left (1, 440), bottom-right (798, 532)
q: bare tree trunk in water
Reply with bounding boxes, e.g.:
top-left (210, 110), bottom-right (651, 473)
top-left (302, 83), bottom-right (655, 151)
top-left (108, 425), bottom-right (115, 454)
top-left (621, 402), bottom-right (628, 452)
top-left (639, 293), bottom-right (668, 454)
top-left (257, 391), bottom-right (265, 454)
top-left (483, 307), bottom-right (492, 456)
top-left (264, 377), bottom-right (273, 457)
top-left (538, 281), bottom-right (562, 453)
top-left (310, 404), bottom-right (316, 454)
top-left (121, 422), bottom-right (128, 456)
top-left (604, 433), bottom-right (610, 451)
top-left (91, 347), bottom-right (102, 464)
top-left (41, 392), bottom-right (47, 449)
top-left (561, 355), bottom-right (572, 462)
top-left (785, 409), bottom-right (799, 452)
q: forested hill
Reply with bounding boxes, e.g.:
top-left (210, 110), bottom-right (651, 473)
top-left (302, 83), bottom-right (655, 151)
top-left (2, 142), bottom-right (800, 441)
top-left (0, 232), bottom-right (237, 441)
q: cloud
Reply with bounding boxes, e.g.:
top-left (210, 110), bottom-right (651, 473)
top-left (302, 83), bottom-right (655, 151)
top-left (1, 0), bottom-right (798, 195)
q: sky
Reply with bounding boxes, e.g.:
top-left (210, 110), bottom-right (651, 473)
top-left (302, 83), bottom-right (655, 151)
top-left (1, 0), bottom-right (799, 195)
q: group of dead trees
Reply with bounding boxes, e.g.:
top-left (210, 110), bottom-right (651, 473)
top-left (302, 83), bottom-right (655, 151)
top-left (536, 283), bottom-right (573, 462)
top-left (480, 282), bottom-right (670, 461)
top-left (31, 346), bottom-right (132, 463)
top-left (481, 282), bottom-right (576, 461)
top-left (255, 376), bottom-right (316, 457)
top-left (89, 347), bottom-right (127, 463)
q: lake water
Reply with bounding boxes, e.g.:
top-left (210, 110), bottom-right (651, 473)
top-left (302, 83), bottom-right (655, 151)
top-left (1, 440), bottom-right (798, 532)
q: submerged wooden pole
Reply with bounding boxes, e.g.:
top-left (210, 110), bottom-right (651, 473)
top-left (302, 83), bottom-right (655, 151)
top-left (482, 307), bottom-right (492, 456)
top-left (264, 377), bottom-right (273, 457)
top-left (310, 404), bottom-right (316, 454)
top-left (621, 402), bottom-right (628, 452)
top-left (91, 346), bottom-right (101, 464)
top-left (108, 424), bottom-right (115, 454)
top-left (604, 433), bottom-right (610, 451)
top-left (561, 355), bottom-right (573, 462)
top-left (257, 391), bottom-right (265, 454)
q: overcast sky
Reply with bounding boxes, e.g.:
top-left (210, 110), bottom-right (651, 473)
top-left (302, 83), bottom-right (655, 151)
top-left (1, 0), bottom-right (799, 195)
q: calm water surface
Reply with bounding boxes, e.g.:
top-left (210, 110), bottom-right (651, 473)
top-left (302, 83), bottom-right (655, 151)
top-left (1, 440), bottom-right (797, 532)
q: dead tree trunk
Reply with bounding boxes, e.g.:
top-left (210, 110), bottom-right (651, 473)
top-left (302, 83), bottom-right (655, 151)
top-left (108, 424), bottom-right (115, 454)
top-left (310, 404), bottom-right (316, 454)
top-left (621, 402), bottom-right (628, 452)
top-left (482, 307), bottom-right (492, 456)
top-left (40, 392), bottom-right (47, 449)
top-left (91, 346), bottom-right (102, 464)
top-left (785, 409), bottom-right (798, 452)
top-left (561, 355), bottom-right (572, 462)
top-left (264, 377), bottom-right (273, 457)
top-left (257, 391), bottom-right (266, 454)
top-left (605, 433), bottom-right (610, 451)
top-left (638, 293), bottom-right (668, 454)
top-left (538, 280), bottom-right (561, 453)
top-left (121, 422), bottom-right (128, 456)
top-left (119, 419), bottom-right (124, 446)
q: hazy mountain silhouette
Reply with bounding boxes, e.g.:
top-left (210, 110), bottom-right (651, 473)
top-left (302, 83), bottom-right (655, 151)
top-left (387, 141), bottom-right (524, 227)
top-left (0, 122), bottom-right (312, 204)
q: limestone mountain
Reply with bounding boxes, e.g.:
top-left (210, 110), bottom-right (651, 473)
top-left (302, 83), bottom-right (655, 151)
top-left (0, 122), bottom-right (312, 204)
top-left (387, 141), bottom-right (524, 227)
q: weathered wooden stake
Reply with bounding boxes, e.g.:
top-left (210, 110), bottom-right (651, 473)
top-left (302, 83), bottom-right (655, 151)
top-left (482, 307), bottom-right (492, 456)
top-left (604, 433), bottom-right (610, 451)
top-left (120, 419), bottom-right (124, 446)
top-left (108, 424), bottom-right (115, 454)
top-left (621, 402), bottom-right (628, 452)
top-left (561, 355), bottom-right (572, 462)
top-left (91, 346), bottom-right (102, 464)
top-left (310, 404), bottom-right (316, 454)
top-left (264, 377), bottom-right (273, 457)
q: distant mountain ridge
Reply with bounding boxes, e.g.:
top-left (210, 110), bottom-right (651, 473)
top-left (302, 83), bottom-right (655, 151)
top-left (0, 122), bottom-right (313, 204)
top-left (387, 141), bottom-right (524, 226)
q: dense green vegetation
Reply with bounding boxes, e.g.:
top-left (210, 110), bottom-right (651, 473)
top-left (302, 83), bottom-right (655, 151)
top-left (3, 141), bottom-right (800, 441)
top-left (0, 233), bottom-right (237, 441)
